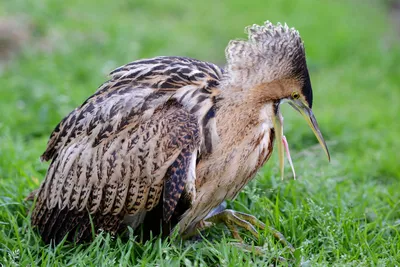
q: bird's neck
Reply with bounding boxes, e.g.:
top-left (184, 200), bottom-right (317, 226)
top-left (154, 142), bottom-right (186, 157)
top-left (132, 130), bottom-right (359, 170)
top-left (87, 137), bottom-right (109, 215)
top-left (194, 88), bottom-right (276, 192)
top-left (215, 88), bottom-right (276, 149)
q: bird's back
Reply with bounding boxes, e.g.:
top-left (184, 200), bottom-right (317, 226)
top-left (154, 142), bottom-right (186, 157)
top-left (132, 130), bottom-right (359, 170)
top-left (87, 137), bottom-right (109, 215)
top-left (31, 56), bottom-right (223, 243)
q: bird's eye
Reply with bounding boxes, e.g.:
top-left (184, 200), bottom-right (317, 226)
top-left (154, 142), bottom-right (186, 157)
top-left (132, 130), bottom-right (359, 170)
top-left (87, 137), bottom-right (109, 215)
top-left (291, 92), bottom-right (300, 99)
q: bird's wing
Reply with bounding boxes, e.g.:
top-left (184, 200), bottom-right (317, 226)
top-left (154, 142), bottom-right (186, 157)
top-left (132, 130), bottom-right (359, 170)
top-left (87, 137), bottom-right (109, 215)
top-left (31, 56), bottom-right (223, 240)
top-left (41, 56), bottom-right (222, 162)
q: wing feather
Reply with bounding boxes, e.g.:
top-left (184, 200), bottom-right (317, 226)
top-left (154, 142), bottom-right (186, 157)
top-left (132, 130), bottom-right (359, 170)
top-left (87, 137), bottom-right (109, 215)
top-left (32, 56), bottom-right (221, 242)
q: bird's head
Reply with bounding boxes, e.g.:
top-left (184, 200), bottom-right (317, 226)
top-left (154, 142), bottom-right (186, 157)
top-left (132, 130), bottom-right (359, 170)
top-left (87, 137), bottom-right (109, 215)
top-left (224, 21), bottom-right (330, 179)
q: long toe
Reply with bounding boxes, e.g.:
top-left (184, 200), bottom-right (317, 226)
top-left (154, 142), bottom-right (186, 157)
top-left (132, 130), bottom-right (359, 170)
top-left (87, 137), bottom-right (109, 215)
top-left (233, 211), bottom-right (295, 253)
top-left (206, 209), bottom-right (295, 254)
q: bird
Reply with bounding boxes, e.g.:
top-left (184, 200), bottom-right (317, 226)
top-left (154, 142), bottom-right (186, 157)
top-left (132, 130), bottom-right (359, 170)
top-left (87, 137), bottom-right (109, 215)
top-left (29, 21), bottom-right (330, 248)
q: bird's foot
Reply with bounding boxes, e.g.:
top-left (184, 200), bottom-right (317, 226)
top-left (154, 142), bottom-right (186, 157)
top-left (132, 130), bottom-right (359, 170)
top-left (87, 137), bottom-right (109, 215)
top-left (205, 209), bottom-right (295, 254)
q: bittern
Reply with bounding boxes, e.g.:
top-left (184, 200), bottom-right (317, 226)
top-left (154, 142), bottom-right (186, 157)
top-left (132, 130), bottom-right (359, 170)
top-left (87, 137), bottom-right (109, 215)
top-left (30, 21), bottom-right (330, 248)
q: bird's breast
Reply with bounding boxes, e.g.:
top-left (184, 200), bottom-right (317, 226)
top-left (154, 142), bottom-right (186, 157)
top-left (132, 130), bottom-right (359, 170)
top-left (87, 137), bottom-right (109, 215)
top-left (195, 121), bottom-right (275, 200)
top-left (179, 102), bottom-right (276, 232)
top-left (224, 123), bottom-right (275, 200)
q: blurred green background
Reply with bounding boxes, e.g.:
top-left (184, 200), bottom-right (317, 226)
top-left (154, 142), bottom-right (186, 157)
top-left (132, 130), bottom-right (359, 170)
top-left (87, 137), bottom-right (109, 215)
top-left (0, 0), bottom-right (399, 266)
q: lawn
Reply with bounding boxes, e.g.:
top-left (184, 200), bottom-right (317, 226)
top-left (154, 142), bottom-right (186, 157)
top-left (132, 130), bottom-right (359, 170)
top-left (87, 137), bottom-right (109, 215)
top-left (1, 0), bottom-right (400, 266)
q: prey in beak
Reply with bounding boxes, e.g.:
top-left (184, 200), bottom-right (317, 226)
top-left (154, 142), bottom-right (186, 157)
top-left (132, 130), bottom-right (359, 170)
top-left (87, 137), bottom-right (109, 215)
top-left (273, 98), bottom-right (330, 180)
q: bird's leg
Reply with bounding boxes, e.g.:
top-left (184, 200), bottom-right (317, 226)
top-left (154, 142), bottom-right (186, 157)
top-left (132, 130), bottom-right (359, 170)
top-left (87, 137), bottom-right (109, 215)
top-left (205, 209), bottom-right (295, 253)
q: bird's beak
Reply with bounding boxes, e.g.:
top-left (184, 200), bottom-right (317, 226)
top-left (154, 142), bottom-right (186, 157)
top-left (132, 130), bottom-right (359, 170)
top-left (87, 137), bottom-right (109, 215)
top-left (273, 99), bottom-right (330, 180)
top-left (288, 99), bottom-right (330, 161)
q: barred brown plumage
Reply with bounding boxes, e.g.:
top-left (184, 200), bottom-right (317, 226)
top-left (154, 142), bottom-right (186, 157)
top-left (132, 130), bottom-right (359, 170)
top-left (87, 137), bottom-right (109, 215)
top-left (30, 21), bottom-right (329, 248)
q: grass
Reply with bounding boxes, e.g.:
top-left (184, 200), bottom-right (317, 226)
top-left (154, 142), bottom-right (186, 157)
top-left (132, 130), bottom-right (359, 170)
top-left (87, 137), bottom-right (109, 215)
top-left (1, 0), bottom-right (400, 266)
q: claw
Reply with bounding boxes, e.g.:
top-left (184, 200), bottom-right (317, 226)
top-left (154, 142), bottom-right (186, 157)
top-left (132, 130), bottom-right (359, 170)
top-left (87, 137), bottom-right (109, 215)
top-left (205, 209), bottom-right (295, 253)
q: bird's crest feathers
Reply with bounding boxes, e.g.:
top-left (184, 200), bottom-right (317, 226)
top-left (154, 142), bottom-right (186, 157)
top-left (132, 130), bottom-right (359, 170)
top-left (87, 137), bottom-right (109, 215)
top-left (225, 21), bottom-right (306, 89)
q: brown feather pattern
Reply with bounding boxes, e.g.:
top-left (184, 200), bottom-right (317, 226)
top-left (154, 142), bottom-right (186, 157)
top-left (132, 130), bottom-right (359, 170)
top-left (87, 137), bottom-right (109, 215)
top-left (31, 56), bottom-right (221, 243)
top-left (31, 22), bottom-right (312, 243)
